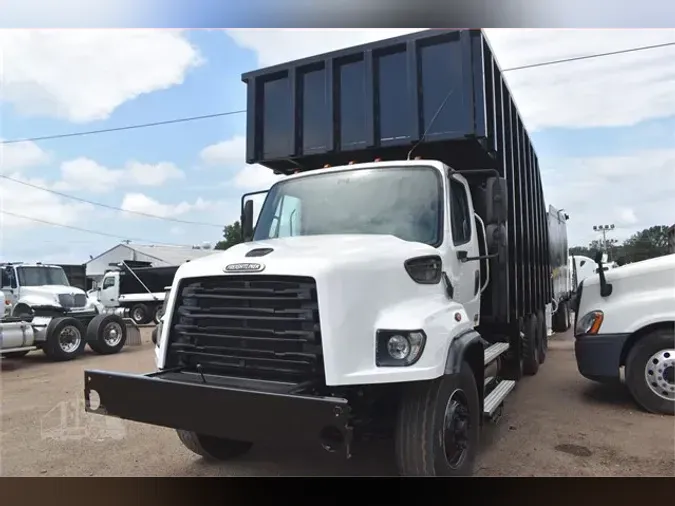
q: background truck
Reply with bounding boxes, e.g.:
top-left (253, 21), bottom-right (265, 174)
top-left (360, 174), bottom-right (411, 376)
top-left (84, 29), bottom-right (565, 476)
top-left (94, 262), bottom-right (177, 325)
top-left (574, 253), bottom-right (675, 415)
top-left (0, 263), bottom-right (138, 360)
top-left (548, 206), bottom-right (572, 333)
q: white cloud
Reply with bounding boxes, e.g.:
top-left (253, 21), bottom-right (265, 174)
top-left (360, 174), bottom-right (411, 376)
top-left (0, 172), bottom-right (93, 230)
top-left (542, 148), bottom-right (675, 246)
top-left (1, 140), bottom-right (51, 172)
top-left (0, 30), bottom-right (202, 123)
top-left (226, 29), bottom-right (675, 130)
top-left (55, 158), bottom-right (184, 194)
top-left (120, 193), bottom-right (213, 218)
top-left (200, 135), bottom-right (283, 190)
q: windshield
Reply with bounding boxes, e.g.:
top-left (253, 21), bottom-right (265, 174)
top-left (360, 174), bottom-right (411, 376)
top-left (253, 166), bottom-right (443, 245)
top-left (17, 266), bottom-right (70, 287)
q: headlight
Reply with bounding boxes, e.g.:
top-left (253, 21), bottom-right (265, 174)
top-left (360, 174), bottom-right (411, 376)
top-left (376, 330), bottom-right (426, 366)
top-left (575, 310), bottom-right (604, 336)
top-left (404, 256), bottom-right (442, 284)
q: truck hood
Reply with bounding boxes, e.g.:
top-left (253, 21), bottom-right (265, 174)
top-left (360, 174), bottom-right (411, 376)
top-left (22, 285), bottom-right (86, 297)
top-left (582, 253), bottom-right (675, 289)
top-left (176, 234), bottom-right (436, 280)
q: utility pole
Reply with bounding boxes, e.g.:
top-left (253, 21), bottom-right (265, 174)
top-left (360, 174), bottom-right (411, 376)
top-left (593, 224), bottom-right (615, 259)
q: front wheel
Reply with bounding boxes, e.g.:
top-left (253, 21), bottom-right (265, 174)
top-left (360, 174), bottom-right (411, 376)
top-left (176, 430), bottom-right (253, 461)
top-left (522, 314), bottom-right (540, 376)
top-left (625, 329), bottom-right (675, 415)
top-left (395, 361), bottom-right (480, 476)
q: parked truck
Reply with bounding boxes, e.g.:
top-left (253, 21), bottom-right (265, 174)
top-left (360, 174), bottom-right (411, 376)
top-left (94, 262), bottom-right (178, 325)
top-left (1, 263), bottom-right (137, 360)
top-left (548, 206), bottom-right (572, 333)
top-left (84, 29), bottom-right (565, 476)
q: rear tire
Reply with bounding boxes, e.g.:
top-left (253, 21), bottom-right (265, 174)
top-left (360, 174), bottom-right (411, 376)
top-left (130, 304), bottom-right (150, 325)
top-left (537, 309), bottom-right (547, 365)
top-left (176, 430), bottom-right (253, 461)
top-left (87, 314), bottom-right (127, 355)
top-left (395, 361), bottom-right (480, 476)
top-left (522, 314), bottom-right (540, 376)
top-left (153, 304), bottom-right (165, 324)
top-left (43, 317), bottom-right (87, 361)
top-left (625, 329), bottom-right (675, 416)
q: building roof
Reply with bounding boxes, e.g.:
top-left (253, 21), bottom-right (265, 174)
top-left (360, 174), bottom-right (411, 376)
top-left (129, 244), bottom-right (217, 265)
top-left (86, 242), bottom-right (217, 267)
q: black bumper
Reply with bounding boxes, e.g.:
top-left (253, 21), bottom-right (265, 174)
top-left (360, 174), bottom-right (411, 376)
top-left (574, 333), bottom-right (629, 383)
top-left (84, 370), bottom-right (352, 454)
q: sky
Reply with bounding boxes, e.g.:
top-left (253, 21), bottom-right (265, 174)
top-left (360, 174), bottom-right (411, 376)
top-left (1, 29), bottom-right (674, 264)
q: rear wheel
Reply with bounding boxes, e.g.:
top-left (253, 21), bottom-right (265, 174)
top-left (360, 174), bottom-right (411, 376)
top-left (395, 361), bottom-right (480, 476)
top-left (153, 304), bottom-right (165, 324)
top-left (87, 314), bottom-right (127, 355)
top-left (43, 317), bottom-right (87, 361)
top-left (625, 329), bottom-right (675, 415)
top-left (130, 303), bottom-right (150, 325)
top-left (537, 309), bottom-right (547, 364)
top-left (522, 314), bottom-right (540, 376)
top-left (176, 430), bottom-right (253, 461)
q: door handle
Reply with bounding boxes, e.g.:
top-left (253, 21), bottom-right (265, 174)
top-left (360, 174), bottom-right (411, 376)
top-left (474, 270), bottom-right (480, 295)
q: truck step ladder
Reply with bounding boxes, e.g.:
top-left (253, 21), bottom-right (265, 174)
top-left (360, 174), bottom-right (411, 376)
top-left (484, 342), bottom-right (509, 366)
top-left (483, 380), bottom-right (516, 417)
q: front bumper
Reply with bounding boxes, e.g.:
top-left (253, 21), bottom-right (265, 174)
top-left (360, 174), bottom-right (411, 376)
top-left (84, 370), bottom-right (353, 455)
top-left (574, 333), bottom-right (629, 383)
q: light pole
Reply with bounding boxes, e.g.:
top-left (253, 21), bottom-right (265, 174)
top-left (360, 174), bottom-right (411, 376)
top-left (593, 224), bottom-right (615, 258)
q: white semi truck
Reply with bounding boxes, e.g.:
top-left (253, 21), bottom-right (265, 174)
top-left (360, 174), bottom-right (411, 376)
top-left (84, 29), bottom-right (566, 476)
top-left (574, 253), bottom-right (675, 415)
top-left (0, 263), bottom-right (136, 360)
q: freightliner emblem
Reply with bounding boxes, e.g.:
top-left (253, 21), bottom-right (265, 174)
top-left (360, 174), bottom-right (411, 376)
top-left (224, 263), bottom-right (265, 273)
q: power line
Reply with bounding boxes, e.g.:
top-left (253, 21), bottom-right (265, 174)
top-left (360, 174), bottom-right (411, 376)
top-left (0, 209), bottom-right (193, 247)
top-left (0, 110), bottom-right (246, 145)
top-left (502, 41), bottom-right (675, 72)
top-left (1, 41), bottom-right (672, 146)
top-left (0, 173), bottom-right (223, 228)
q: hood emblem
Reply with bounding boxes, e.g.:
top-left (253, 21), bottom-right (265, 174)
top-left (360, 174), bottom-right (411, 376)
top-left (224, 262), bottom-right (265, 273)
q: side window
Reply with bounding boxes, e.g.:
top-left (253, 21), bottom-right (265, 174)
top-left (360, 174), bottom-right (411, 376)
top-left (449, 179), bottom-right (472, 246)
top-left (1, 268), bottom-right (10, 288)
top-left (268, 195), bottom-right (302, 238)
top-left (102, 276), bottom-right (115, 289)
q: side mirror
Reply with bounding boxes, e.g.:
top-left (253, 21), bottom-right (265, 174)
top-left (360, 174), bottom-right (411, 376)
top-left (241, 200), bottom-right (254, 242)
top-left (485, 177), bottom-right (507, 225)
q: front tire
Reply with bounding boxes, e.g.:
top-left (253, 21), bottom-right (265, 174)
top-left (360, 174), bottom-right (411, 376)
top-left (537, 309), bottom-right (547, 365)
top-left (176, 430), bottom-right (253, 461)
top-left (625, 329), bottom-right (675, 415)
top-left (395, 361), bottom-right (480, 476)
top-left (87, 314), bottom-right (127, 355)
top-left (43, 317), bottom-right (87, 361)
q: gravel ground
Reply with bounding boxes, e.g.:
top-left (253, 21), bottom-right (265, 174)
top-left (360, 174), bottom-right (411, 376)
top-left (1, 328), bottom-right (673, 476)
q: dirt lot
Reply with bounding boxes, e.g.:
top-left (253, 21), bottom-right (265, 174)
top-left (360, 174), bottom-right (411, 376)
top-left (1, 328), bottom-right (673, 476)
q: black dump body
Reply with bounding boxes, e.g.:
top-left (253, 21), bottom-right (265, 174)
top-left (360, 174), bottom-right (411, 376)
top-left (242, 29), bottom-right (551, 325)
top-left (119, 265), bottom-right (177, 295)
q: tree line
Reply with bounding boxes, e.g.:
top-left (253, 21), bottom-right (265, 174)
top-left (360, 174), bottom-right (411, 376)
top-left (570, 225), bottom-right (672, 265)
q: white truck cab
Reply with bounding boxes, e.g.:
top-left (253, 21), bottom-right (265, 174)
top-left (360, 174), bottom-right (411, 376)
top-left (574, 253), bottom-right (675, 415)
top-left (1, 263), bottom-right (96, 318)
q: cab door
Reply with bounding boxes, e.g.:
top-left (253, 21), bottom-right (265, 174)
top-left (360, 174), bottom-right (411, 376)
top-left (99, 272), bottom-right (120, 308)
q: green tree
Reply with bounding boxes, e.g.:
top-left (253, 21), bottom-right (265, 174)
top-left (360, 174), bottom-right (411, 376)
top-left (621, 225), bottom-right (670, 263)
top-left (215, 221), bottom-right (243, 250)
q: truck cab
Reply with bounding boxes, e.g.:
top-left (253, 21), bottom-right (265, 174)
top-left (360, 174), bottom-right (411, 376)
top-left (574, 253), bottom-right (675, 415)
top-left (1, 263), bottom-right (96, 318)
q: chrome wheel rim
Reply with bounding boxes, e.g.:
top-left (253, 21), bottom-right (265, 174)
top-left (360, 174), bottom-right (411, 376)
top-left (644, 349), bottom-right (675, 401)
top-left (442, 389), bottom-right (470, 470)
top-left (58, 326), bottom-right (82, 353)
top-left (132, 308), bottom-right (144, 322)
top-left (103, 322), bottom-right (123, 347)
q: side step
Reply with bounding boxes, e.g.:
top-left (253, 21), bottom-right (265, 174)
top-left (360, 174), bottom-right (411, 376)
top-left (483, 380), bottom-right (516, 417)
top-left (484, 342), bottom-right (509, 366)
top-left (1, 345), bottom-right (37, 354)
